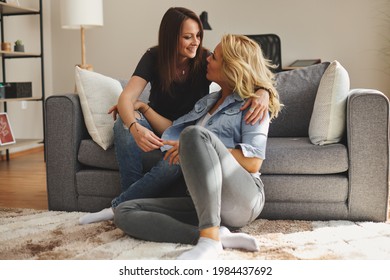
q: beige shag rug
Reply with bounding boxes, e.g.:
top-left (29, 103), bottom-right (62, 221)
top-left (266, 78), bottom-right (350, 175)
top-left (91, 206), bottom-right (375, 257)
top-left (1, 208), bottom-right (390, 260)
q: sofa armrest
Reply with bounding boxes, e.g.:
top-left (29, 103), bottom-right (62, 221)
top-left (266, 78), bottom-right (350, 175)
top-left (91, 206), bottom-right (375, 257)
top-left (347, 89), bottom-right (389, 221)
top-left (45, 94), bottom-right (90, 211)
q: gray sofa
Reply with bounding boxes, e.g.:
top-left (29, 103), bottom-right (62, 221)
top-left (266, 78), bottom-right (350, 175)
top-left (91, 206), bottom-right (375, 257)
top-left (45, 62), bottom-right (390, 222)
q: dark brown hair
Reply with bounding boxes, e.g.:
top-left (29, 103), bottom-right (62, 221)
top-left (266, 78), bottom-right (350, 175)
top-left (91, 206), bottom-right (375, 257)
top-left (158, 7), bottom-right (205, 93)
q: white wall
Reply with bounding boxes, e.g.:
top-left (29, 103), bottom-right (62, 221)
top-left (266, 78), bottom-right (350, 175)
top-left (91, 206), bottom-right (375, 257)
top-left (50, 0), bottom-right (390, 95)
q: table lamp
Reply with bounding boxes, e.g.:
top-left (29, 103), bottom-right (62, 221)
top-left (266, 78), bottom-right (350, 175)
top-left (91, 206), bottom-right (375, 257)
top-left (60, 0), bottom-right (103, 70)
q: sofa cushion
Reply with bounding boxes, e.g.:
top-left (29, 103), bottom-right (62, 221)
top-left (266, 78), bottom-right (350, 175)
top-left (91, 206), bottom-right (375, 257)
top-left (309, 60), bottom-right (350, 145)
top-left (76, 169), bottom-right (121, 197)
top-left (261, 174), bottom-right (349, 203)
top-left (269, 62), bottom-right (330, 137)
top-left (261, 137), bottom-right (349, 174)
top-left (75, 67), bottom-right (122, 150)
top-left (78, 140), bottom-right (118, 170)
top-left (79, 137), bottom-right (348, 175)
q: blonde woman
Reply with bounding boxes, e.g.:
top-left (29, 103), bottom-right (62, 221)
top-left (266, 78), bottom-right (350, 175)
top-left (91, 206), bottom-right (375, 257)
top-left (114, 34), bottom-right (282, 259)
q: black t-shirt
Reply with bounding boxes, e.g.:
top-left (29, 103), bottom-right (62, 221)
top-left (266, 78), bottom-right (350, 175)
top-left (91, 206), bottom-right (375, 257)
top-left (133, 47), bottom-right (211, 121)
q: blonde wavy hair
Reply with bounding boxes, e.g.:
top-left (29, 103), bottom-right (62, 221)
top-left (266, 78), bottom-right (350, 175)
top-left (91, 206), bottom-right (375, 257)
top-left (220, 34), bottom-right (282, 119)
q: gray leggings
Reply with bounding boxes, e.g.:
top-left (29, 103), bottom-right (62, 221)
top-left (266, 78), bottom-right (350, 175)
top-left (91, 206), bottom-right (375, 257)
top-left (114, 126), bottom-right (265, 245)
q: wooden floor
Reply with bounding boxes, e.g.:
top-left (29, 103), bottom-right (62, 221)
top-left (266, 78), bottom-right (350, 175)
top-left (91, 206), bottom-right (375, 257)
top-left (0, 148), bottom-right (48, 210)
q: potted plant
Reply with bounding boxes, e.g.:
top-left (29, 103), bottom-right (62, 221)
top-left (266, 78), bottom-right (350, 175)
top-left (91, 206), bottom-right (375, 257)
top-left (14, 40), bottom-right (24, 52)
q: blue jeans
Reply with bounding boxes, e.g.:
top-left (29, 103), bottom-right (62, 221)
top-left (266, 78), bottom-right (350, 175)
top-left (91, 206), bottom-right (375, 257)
top-left (112, 116), bottom-right (182, 208)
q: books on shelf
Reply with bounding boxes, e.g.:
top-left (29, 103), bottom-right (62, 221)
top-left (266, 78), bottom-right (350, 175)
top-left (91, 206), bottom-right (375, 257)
top-left (0, 82), bottom-right (32, 99)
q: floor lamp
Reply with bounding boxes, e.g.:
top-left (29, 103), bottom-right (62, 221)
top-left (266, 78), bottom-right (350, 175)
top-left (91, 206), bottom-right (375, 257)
top-left (60, 0), bottom-right (103, 71)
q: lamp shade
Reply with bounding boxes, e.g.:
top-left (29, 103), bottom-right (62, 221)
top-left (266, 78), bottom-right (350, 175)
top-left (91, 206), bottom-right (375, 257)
top-left (61, 0), bottom-right (104, 29)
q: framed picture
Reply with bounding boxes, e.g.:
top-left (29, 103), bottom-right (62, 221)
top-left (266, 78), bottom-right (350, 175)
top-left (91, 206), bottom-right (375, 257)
top-left (0, 112), bottom-right (15, 146)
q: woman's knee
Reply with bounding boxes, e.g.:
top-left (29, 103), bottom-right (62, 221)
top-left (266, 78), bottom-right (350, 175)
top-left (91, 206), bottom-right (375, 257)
top-left (180, 126), bottom-right (208, 146)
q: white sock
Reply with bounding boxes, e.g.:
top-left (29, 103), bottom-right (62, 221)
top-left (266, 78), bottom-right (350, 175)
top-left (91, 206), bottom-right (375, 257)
top-left (177, 237), bottom-right (223, 260)
top-left (219, 226), bottom-right (259, 252)
top-left (79, 207), bottom-right (114, 225)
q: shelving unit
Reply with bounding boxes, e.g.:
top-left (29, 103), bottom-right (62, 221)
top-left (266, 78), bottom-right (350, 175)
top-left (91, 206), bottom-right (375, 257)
top-left (0, 0), bottom-right (44, 160)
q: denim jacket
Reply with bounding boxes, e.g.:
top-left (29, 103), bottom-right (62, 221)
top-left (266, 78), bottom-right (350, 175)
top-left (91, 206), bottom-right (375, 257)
top-left (161, 91), bottom-right (270, 160)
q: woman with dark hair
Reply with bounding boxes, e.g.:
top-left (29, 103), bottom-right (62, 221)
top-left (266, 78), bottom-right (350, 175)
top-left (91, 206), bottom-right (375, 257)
top-left (79, 8), bottom-right (269, 225)
top-left (115, 34), bottom-right (282, 260)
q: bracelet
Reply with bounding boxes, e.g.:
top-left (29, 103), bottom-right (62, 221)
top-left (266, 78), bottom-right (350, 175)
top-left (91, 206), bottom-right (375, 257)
top-left (142, 105), bottom-right (151, 115)
top-left (128, 121), bottom-right (137, 132)
top-left (257, 86), bottom-right (272, 96)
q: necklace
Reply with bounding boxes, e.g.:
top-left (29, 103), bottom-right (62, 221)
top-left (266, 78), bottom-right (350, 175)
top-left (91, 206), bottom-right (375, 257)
top-left (179, 66), bottom-right (187, 76)
top-left (176, 65), bottom-right (188, 80)
top-left (177, 61), bottom-right (189, 76)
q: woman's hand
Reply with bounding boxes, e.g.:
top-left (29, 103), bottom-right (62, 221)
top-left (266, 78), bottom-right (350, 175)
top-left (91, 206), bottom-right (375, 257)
top-left (134, 100), bottom-right (147, 112)
top-left (108, 104), bottom-right (119, 120)
top-left (241, 89), bottom-right (270, 125)
top-left (162, 140), bottom-right (180, 165)
top-left (130, 124), bottom-right (163, 152)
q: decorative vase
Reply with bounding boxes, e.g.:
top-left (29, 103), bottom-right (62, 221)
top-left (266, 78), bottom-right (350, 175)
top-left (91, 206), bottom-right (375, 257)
top-left (1, 42), bottom-right (11, 52)
top-left (14, 45), bottom-right (24, 52)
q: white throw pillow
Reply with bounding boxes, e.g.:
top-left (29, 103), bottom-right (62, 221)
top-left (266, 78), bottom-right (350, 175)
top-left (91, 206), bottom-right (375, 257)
top-left (309, 60), bottom-right (350, 145)
top-left (75, 66), bottom-right (122, 150)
